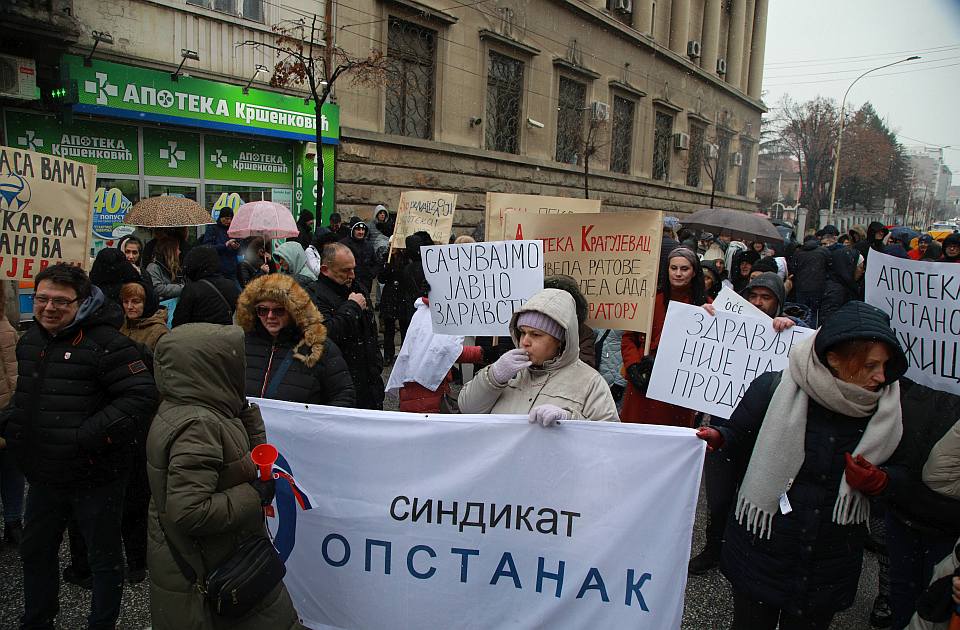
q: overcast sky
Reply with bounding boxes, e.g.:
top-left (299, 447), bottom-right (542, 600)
top-left (762, 0), bottom-right (960, 175)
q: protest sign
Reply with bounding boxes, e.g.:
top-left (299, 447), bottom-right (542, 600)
top-left (865, 249), bottom-right (960, 395)
top-left (714, 285), bottom-right (770, 320)
top-left (647, 301), bottom-right (815, 419)
top-left (0, 145), bottom-right (95, 278)
top-left (503, 211), bottom-right (662, 333)
top-left (392, 190), bottom-right (457, 247)
top-left (484, 192), bottom-right (600, 242)
top-left (256, 399), bottom-right (704, 630)
top-left (422, 240), bottom-right (544, 335)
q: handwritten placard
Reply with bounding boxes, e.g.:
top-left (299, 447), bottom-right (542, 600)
top-left (392, 190), bottom-right (457, 247)
top-left (647, 301), bottom-right (815, 419)
top-left (714, 285), bottom-right (771, 320)
top-left (865, 249), bottom-right (960, 395)
top-left (422, 240), bottom-right (544, 335)
top-left (503, 211), bottom-right (662, 333)
top-left (484, 192), bottom-right (599, 242)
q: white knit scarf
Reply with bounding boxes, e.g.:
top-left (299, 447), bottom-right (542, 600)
top-left (735, 333), bottom-right (902, 539)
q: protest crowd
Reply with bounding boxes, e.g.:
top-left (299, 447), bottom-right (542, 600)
top-left (0, 202), bottom-right (958, 630)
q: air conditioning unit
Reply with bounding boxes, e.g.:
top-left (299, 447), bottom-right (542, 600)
top-left (673, 132), bottom-right (690, 150)
top-left (0, 54), bottom-right (37, 101)
top-left (613, 0), bottom-right (633, 14)
top-left (716, 58), bottom-right (727, 75)
top-left (686, 40), bottom-right (701, 59)
top-left (590, 101), bottom-right (610, 122)
top-left (732, 152), bottom-right (743, 167)
top-left (706, 143), bottom-right (719, 159)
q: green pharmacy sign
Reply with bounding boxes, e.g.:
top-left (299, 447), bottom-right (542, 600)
top-left (3, 110), bottom-right (139, 175)
top-left (62, 54), bottom-right (340, 144)
top-left (143, 128), bottom-right (200, 178)
top-left (205, 135), bottom-right (293, 185)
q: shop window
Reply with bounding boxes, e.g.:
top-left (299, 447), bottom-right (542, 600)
top-left (652, 110), bottom-right (673, 181)
top-left (556, 76), bottom-right (586, 165)
top-left (687, 123), bottom-right (705, 187)
top-left (485, 51), bottom-right (524, 154)
top-left (186, 0), bottom-right (264, 23)
top-left (716, 131), bottom-right (731, 193)
top-left (385, 18), bottom-right (437, 140)
top-left (204, 184), bottom-right (292, 220)
top-left (738, 139), bottom-right (753, 196)
top-left (610, 95), bottom-right (635, 174)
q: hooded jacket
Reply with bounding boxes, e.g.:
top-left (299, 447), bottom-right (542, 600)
top-left (237, 274), bottom-right (354, 406)
top-left (941, 233), bottom-right (960, 262)
top-left (90, 247), bottom-right (143, 304)
top-left (145, 324), bottom-right (300, 630)
top-left (741, 272), bottom-right (787, 317)
top-left (274, 241), bottom-right (318, 281)
top-left (2, 286), bottom-right (159, 487)
top-left (791, 236), bottom-right (831, 295)
top-left (172, 246), bottom-right (240, 328)
top-left (855, 221), bottom-right (889, 264)
top-left (120, 281), bottom-right (169, 351)
top-left (457, 289), bottom-right (619, 420)
top-left (340, 220), bottom-right (379, 293)
top-left (543, 274), bottom-right (597, 368)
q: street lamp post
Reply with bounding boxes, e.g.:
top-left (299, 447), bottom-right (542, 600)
top-left (827, 55), bottom-right (920, 218)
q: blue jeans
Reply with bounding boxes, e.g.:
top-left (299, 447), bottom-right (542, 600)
top-left (20, 477), bottom-right (127, 630)
top-left (885, 511), bottom-right (956, 630)
top-left (0, 450), bottom-right (24, 522)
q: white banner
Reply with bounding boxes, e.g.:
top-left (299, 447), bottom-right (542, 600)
top-left (647, 302), bottom-right (815, 419)
top-left (422, 240), bottom-right (544, 335)
top-left (714, 285), bottom-right (771, 320)
top-left (256, 400), bottom-right (704, 629)
top-left (864, 250), bottom-right (960, 394)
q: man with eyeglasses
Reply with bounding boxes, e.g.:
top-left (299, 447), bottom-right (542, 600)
top-left (0, 263), bottom-right (159, 629)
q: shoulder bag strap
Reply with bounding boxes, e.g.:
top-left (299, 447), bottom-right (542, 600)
top-left (199, 279), bottom-right (234, 318)
top-left (265, 350), bottom-right (296, 399)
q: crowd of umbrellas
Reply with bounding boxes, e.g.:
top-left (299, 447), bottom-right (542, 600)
top-left (123, 195), bottom-right (300, 239)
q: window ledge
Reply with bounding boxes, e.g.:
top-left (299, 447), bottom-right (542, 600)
top-left (479, 29), bottom-right (541, 56)
top-left (687, 111), bottom-right (713, 125)
top-left (652, 98), bottom-right (683, 113)
top-left (553, 58), bottom-right (601, 80)
top-left (383, 0), bottom-right (459, 24)
top-left (608, 80), bottom-right (646, 100)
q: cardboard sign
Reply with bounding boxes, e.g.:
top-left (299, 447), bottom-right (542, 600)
top-left (714, 285), bottom-right (770, 320)
top-left (422, 240), bottom-right (544, 335)
top-left (865, 249), bottom-right (960, 395)
top-left (257, 399), bottom-right (704, 630)
top-left (484, 193), bottom-right (600, 242)
top-left (503, 211), bottom-right (662, 333)
top-left (0, 145), bottom-right (95, 279)
top-left (647, 301), bottom-right (815, 419)
top-left (392, 190), bottom-right (457, 247)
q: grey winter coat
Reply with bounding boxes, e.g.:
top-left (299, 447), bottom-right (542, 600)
top-left (458, 289), bottom-right (619, 421)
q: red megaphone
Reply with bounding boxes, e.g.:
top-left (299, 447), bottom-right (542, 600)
top-left (251, 444), bottom-right (278, 481)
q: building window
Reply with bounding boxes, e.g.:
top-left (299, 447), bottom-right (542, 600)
top-left (385, 18), bottom-right (437, 140)
top-left (185, 0), bottom-right (264, 22)
top-left (687, 123), bottom-right (705, 187)
top-left (610, 95), bottom-right (634, 174)
top-left (738, 139), bottom-right (753, 196)
top-left (716, 131), bottom-right (731, 193)
top-left (556, 76), bottom-right (586, 165)
top-left (652, 110), bottom-right (673, 181)
top-left (485, 51), bottom-right (524, 154)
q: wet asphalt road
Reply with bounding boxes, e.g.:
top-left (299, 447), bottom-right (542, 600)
top-left (0, 371), bottom-right (879, 629)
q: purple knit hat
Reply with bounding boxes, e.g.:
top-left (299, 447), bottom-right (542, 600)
top-left (516, 311), bottom-right (564, 341)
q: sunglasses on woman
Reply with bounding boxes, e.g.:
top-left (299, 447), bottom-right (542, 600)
top-left (255, 305), bottom-right (287, 318)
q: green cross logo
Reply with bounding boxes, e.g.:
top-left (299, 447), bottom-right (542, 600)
top-left (159, 141), bottom-right (187, 168)
top-left (210, 149), bottom-right (228, 168)
top-left (83, 71), bottom-right (118, 106)
top-left (16, 130), bottom-right (43, 152)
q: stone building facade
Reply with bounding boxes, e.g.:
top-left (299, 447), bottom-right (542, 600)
top-left (2, 0), bottom-right (768, 232)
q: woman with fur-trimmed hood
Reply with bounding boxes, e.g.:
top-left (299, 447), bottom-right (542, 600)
top-left (238, 274), bottom-right (355, 407)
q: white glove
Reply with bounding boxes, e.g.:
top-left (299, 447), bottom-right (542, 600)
top-left (528, 404), bottom-right (569, 427)
top-left (489, 349), bottom-right (531, 385)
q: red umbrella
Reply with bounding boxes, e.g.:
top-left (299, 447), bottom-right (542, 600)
top-left (228, 201), bottom-right (299, 239)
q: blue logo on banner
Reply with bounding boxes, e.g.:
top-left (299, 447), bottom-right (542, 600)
top-left (268, 453), bottom-right (315, 563)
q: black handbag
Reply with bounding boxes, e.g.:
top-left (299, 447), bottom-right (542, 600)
top-left (161, 522), bottom-right (286, 618)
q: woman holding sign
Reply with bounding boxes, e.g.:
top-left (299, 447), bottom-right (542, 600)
top-left (620, 247), bottom-right (710, 427)
top-left (696, 301), bottom-right (908, 630)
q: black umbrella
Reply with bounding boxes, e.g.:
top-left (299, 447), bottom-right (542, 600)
top-left (682, 207), bottom-right (784, 243)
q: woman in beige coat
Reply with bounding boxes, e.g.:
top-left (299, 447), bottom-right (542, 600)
top-left (0, 280), bottom-right (22, 543)
top-left (458, 288), bottom-right (618, 425)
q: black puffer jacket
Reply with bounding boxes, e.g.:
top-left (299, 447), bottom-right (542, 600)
top-left (172, 246), bottom-right (240, 327)
top-left (340, 221), bottom-right (380, 294)
top-left (1, 287), bottom-right (159, 487)
top-left (377, 252), bottom-right (406, 320)
top-left (237, 273), bottom-right (355, 407)
top-left (313, 273), bottom-right (384, 409)
top-left (791, 237), bottom-right (831, 295)
top-left (718, 300), bottom-right (908, 615)
top-left (820, 245), bottom-right (863, 324)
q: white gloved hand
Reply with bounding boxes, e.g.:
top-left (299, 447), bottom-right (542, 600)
top-left (528, 404), bottom-right (569, 427)
top-left (489, 349), bottom-right (532, 385)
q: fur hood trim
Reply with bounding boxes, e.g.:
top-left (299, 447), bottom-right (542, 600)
top-left (237, 274), bottom-right (328, 367)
